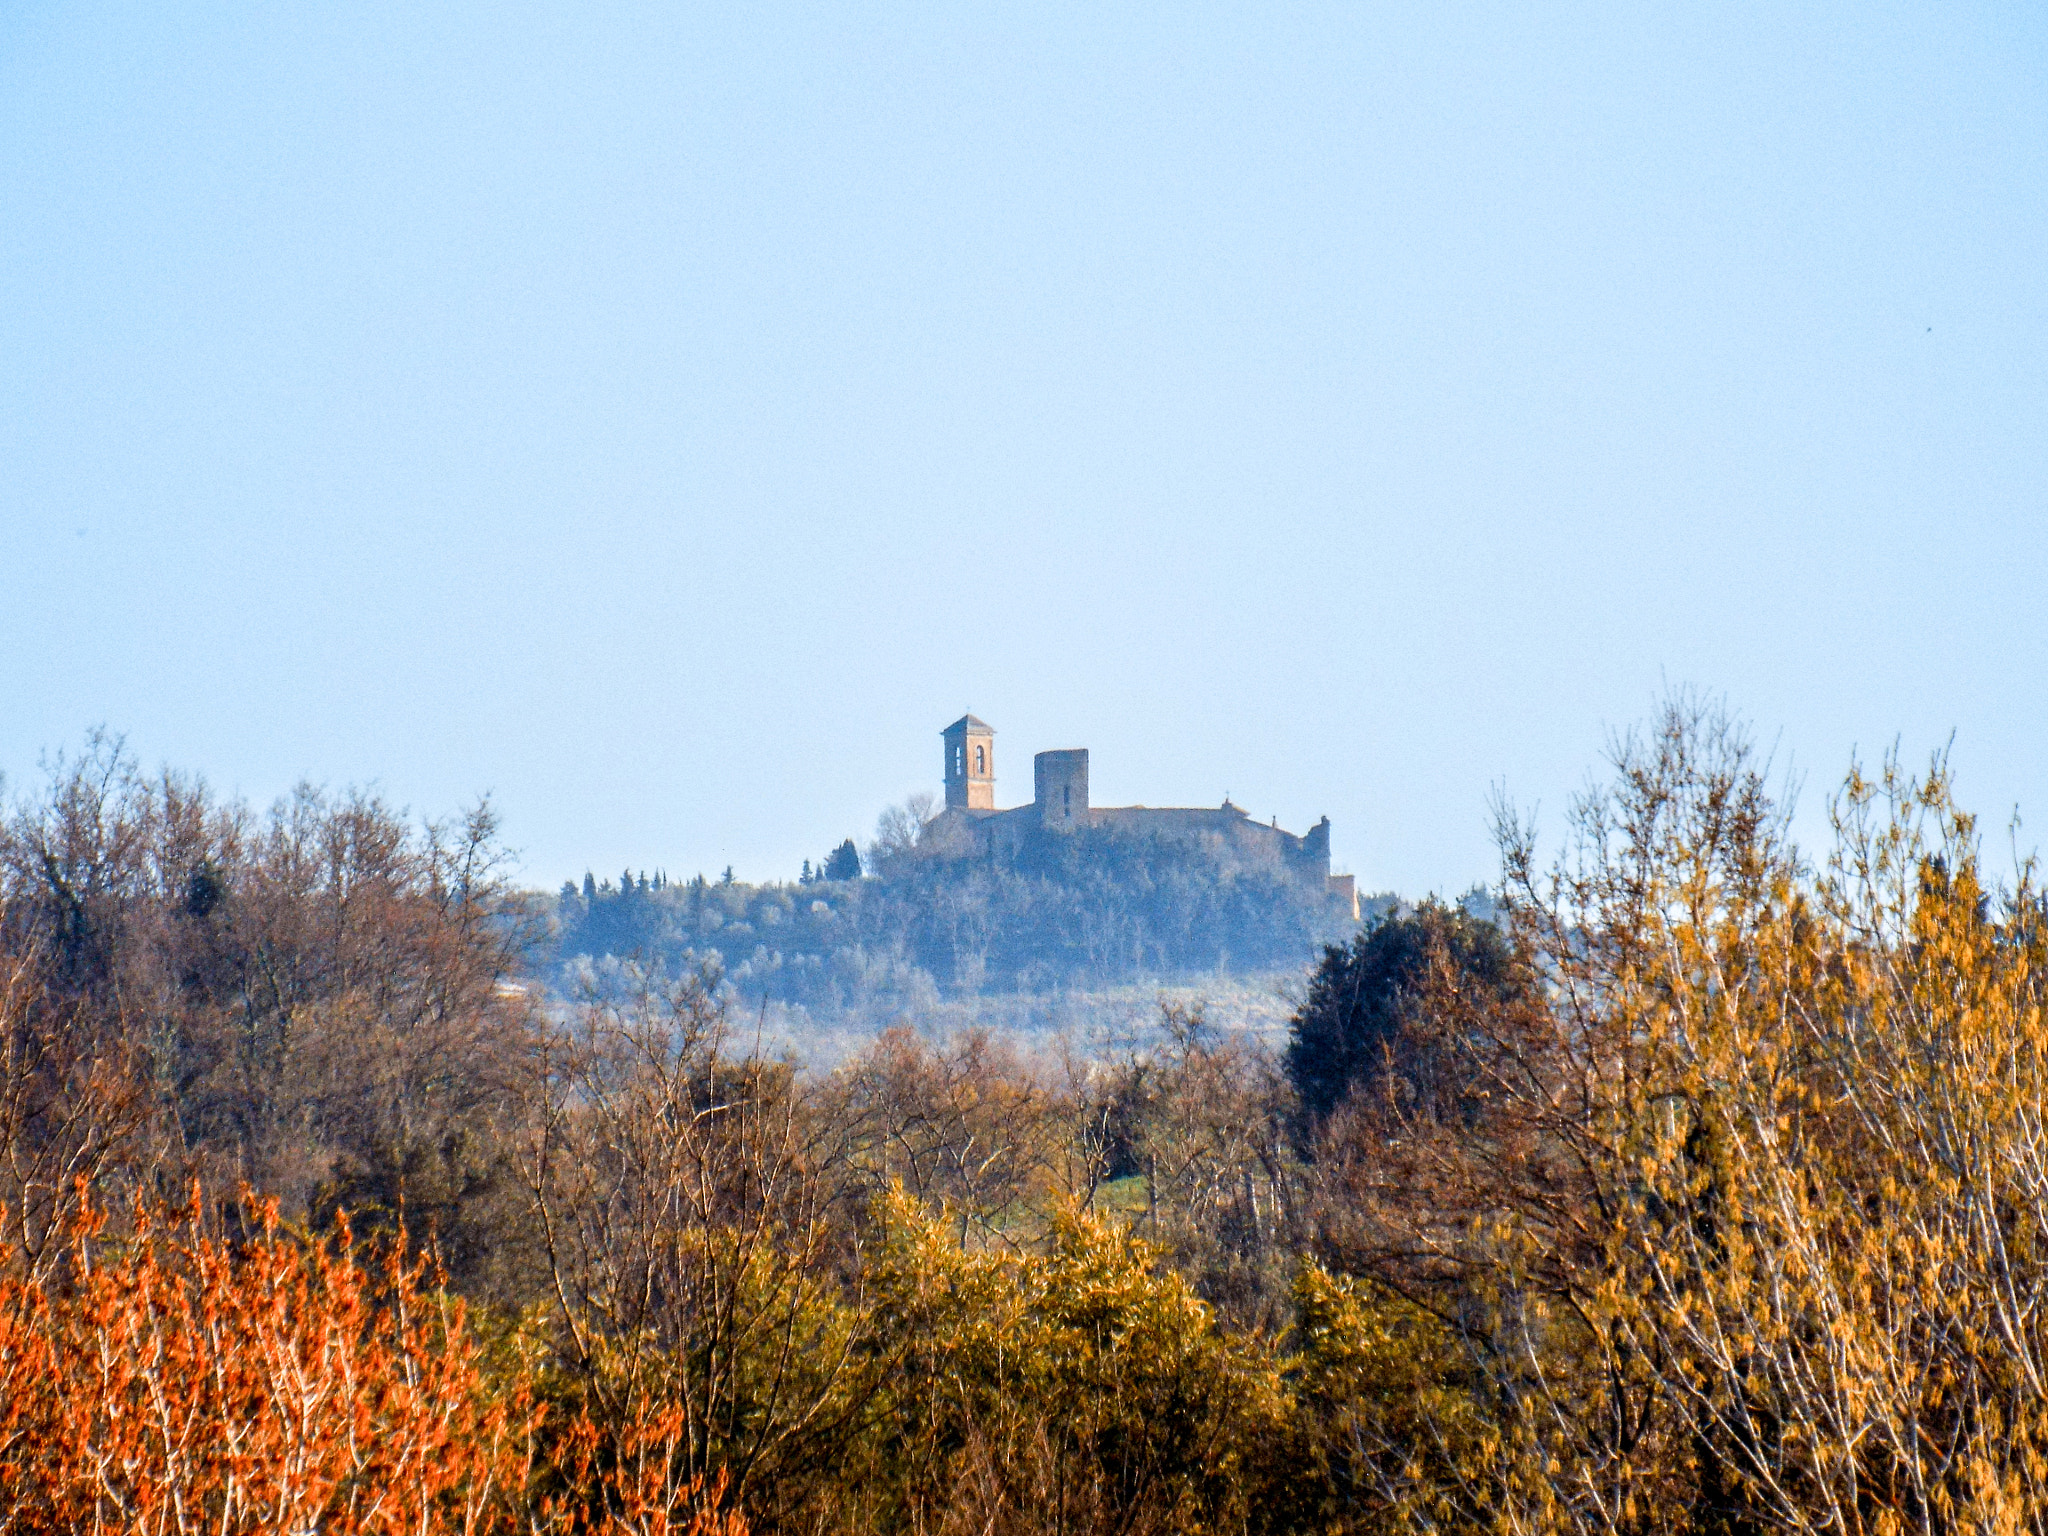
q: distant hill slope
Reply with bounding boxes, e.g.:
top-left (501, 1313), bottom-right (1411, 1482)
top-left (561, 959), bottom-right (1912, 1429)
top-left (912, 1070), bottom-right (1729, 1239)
top-left (537, 826), bottom-right (1384, 1016)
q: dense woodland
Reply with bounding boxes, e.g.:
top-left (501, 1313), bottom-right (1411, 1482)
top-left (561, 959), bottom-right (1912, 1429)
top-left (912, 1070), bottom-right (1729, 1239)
top-left (547, 799), bottom-right (1373, 1008)
top-left (3, 700), bottom-right (2047, 1534)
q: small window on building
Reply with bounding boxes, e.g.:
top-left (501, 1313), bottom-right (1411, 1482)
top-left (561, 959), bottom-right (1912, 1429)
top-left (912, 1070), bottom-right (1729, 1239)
top-left (974, 745), bottom-right (985, 775)
top-left (1063, 785), bottom-right (1071, 815)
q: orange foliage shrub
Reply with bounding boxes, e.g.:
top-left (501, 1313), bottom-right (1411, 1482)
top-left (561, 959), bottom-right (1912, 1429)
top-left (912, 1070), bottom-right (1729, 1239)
top-left (541, 1414), bottom-right (745, 1536)
top-left (0, 1193), bottom-right (745, 1536)
top-left (0, 1190), bottom-right (530, 1535)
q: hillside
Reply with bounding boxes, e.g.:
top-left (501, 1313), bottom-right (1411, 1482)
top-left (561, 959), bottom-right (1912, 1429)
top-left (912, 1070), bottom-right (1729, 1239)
top-left (540, 819), bottom-right (1385, 1030)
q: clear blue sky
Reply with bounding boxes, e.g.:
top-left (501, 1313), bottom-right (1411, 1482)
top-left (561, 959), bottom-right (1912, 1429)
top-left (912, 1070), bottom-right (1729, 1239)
top-left (4, 2), bottom-right (2043, 895)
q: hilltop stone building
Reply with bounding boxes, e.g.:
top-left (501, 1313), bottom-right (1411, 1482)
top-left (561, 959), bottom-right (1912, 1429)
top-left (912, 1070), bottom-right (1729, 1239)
top-left (924, 714), bottom-right (1359, 919)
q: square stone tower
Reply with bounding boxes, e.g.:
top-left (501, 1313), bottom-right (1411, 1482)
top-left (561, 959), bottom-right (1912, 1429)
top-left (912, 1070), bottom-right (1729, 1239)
top-left (1033, 748), bottom-right (1089, 829)
top-left (942, 714), bottom-right (996, 809)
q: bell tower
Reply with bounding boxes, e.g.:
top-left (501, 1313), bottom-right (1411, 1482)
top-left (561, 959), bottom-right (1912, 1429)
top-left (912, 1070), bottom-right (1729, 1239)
top-left (942, 714), bottom-right (996, 810)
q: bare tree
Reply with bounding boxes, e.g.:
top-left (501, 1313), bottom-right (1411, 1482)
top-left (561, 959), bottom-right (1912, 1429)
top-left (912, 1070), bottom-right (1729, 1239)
top-left (866, 792), bottom-right (938, 874)
top-left (0, 943), bottom-right (149, 1281)
top-left (522, 970), bottom-right (877, 1526)
top-left (0, 735), bottom-right (542, 1296)
top-left (1114, 1002), bottom-right (1303, 1332)
top-left (836, 1025), bottom-right (1061, 1247)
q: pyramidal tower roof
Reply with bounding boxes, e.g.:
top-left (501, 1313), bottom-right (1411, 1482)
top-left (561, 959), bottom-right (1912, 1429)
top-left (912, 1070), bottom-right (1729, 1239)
top-left (943, 714), bottom-right (995, 735)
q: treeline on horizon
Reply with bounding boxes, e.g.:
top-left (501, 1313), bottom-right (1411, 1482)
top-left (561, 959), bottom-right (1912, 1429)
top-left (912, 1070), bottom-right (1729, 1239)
top-left (2, 698), bottom-right (2047, 1534)
top-left (548, 800), bottom-right (1381, 1009)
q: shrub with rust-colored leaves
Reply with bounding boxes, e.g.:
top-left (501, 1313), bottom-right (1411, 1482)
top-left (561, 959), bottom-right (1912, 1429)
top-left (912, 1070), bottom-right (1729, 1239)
top-left (0, 1190), bottom-right (532, 1535)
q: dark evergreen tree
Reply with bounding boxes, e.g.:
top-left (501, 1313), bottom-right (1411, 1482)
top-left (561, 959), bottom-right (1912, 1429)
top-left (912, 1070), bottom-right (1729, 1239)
top-left (183, 859), bottom-right (226, 919)
top-left (582, 871), bottom-right (596, 901)
top-left (1283, 900), bottom-right (1517, 1128)
top-left (823, 839), bottom-right (862, 882)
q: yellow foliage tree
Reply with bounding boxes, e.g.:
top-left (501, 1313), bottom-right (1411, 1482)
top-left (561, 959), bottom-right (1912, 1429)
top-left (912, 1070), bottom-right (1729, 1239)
top-left (1316, 698), bottom-right (2048, 1535)
top-left (845, 1185), bottom-right (1285, 1536)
